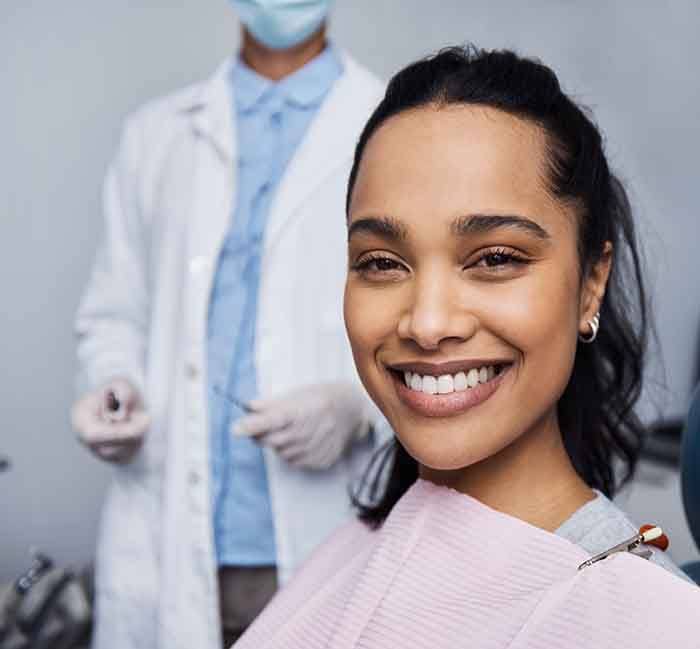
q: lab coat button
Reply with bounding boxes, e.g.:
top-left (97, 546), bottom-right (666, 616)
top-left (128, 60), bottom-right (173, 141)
top-left (186, 362), bottom-right (199, 379)
top-left (189, 256), bottom-right (211, 274)
top-left (188, 470), bottom-right (200, 485)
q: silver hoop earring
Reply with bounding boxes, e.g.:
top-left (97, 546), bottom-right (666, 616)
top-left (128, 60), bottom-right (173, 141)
top-left (579, 312), bottom-right (600, 344)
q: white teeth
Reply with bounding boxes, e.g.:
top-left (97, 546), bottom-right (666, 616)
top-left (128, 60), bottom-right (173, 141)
top-left (454, 372), bottom-right (468, 391)
top-left (437, 375), bottom-right (454, 394)
top-left (402, 365), bottom-right (503, 395)
top-left (422, 375), bottom-right (438, 394)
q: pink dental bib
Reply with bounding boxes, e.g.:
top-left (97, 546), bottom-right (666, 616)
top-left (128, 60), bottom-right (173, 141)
top-left (235, 479), bottom-right (700, 648)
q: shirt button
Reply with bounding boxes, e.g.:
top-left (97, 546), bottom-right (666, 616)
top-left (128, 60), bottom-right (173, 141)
top-left (188, 470), bottom-right (200, 486)
top-left (189, 256), bottom-right (211, 274)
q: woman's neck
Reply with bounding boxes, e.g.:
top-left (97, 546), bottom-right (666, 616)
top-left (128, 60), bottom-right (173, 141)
top-left (420, 414), bottom-right (595, 532)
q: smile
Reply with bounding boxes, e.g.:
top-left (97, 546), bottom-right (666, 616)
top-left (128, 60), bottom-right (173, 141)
top-left (387, 360), bottom-right (511, 417)
top-left (403, 364), bottom-right (503, 394)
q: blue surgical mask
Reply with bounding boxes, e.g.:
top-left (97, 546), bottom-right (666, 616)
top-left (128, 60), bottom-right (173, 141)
top-left (230, 0), bottom-right (333, 50)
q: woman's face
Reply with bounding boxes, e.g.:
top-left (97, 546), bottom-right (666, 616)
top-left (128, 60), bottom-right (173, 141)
top-left (345, 105), bottom-right (606, 472)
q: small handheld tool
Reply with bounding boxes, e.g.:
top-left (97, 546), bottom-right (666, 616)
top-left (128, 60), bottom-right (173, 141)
top-left (103, 389), bottom-right (127, 423)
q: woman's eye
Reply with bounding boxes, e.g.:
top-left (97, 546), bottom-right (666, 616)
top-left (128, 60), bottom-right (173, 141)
top-left (353, 255), bottom-right (407, 278)
top-left (481, 252), bottom-right (513, 267)
top-left (472, 249), bottom-right (528, 269)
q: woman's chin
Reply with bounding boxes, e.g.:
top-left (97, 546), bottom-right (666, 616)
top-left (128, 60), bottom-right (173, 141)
top-left (399, 433), bottom-right (492, 473)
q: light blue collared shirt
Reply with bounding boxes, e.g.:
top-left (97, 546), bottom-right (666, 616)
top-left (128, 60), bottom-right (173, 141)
top-left (206, 46), bottom-right (343, 566)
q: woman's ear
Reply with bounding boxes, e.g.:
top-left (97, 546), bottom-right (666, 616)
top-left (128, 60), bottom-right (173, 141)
top-left (579, 241), bottom-right (613, 335)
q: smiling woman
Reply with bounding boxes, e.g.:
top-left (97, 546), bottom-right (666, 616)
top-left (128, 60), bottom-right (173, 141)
top-left (345, 48), bottom-right (644, 525)
top-left (233, 46), bottom-right (700, 649)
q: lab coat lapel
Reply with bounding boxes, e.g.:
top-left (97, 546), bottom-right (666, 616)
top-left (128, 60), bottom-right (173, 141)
top-left (190, 59), bottom-right (235, 164)
top-left (182, 60), bottom-right (236, 338)
top-left (265, 59), bottom-right (366, 247)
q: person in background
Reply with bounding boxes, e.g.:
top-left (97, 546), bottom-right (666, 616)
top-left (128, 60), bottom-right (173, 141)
top-left (70, 2), bottom-right (385, 648)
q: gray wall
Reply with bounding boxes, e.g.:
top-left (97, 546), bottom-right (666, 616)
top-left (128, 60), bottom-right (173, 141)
top-left (2, 1), bottom-right (699, 581)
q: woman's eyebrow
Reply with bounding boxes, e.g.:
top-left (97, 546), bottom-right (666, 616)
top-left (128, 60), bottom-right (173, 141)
top-left (452, 214), bottom-right (551, 240)
top-left (347, 216), bottom-right (408, 242)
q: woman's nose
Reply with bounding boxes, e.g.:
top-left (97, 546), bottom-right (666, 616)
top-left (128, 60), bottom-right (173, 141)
top-left (397, 273), bottom-right (477, 350)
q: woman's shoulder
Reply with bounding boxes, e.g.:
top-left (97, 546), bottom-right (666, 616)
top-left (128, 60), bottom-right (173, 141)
top-left (556, 490), bottom-right (692, 583)
top-left (511, 549), bottom-right (700, 647)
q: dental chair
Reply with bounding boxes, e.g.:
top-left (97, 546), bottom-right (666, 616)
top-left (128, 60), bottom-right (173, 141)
top-left (680, 384), bottom-right (700, 583)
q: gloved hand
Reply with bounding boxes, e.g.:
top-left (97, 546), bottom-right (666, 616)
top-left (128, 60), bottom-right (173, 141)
top-left (233, 383), bottom-right (373, 470)
top-left (71, 378), bottom-right (149, 463)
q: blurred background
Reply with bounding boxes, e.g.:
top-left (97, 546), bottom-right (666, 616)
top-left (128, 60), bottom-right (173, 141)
top-left (2, 0), bottom-right (699, 581)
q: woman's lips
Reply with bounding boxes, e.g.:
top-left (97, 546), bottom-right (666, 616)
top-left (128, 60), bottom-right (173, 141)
top-left (391, 366), bottom-right (509, 417)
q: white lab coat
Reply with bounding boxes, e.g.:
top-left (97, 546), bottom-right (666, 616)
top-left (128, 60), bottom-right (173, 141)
top-left (75, 52), bottom-right (386, 649)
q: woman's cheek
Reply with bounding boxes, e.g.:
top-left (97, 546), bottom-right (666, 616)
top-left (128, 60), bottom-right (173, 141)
top-left (486, 269), bottom-right (579, 399)
top-left (344, 283), bottom-right (395, 376)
